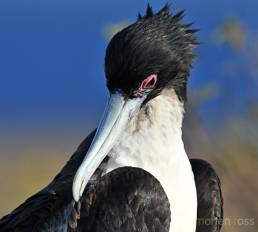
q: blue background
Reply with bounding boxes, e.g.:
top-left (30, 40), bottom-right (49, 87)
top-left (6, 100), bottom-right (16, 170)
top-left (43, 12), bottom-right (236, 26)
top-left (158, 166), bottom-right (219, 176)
top-left (0, 2), bottom-right (257, 230)
top-left (0, 0), bottom-right (257, 133)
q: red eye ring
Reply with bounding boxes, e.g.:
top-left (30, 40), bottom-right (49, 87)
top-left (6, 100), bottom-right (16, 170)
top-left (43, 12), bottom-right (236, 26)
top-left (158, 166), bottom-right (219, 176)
top-left (139, 74), bottom-right (157, 92)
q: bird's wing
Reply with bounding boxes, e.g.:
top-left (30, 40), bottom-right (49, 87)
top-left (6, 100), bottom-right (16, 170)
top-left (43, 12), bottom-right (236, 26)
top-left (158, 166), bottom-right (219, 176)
top-left (190, 159), bottom-right (223, 232)
top-left (76, 167), bottom-right (171, 232)
top-left (0, 130), bottom-right (97, 232)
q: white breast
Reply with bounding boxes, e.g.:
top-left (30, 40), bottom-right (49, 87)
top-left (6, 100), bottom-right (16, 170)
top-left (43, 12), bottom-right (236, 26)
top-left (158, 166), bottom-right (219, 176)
top-left (105, 89), bottom-right (197, 232)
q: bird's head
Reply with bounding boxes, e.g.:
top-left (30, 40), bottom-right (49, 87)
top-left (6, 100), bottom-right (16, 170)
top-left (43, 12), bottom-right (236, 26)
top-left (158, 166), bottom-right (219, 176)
top-left (106, 4), bottom-right (198, 102)
top-left (73, 4), bottom-right (198, 201)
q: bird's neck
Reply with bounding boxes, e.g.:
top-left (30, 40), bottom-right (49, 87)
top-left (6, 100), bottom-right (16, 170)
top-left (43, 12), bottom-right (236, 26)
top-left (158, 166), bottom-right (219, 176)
top-left (106, 88), bottom-right (186, 171)
top-left (105, 88), bottom-right (197, 232)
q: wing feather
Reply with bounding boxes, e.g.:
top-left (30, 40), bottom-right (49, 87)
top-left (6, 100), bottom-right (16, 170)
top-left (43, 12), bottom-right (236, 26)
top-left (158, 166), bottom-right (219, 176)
top-left (190, 159), bottom-right (223, 232)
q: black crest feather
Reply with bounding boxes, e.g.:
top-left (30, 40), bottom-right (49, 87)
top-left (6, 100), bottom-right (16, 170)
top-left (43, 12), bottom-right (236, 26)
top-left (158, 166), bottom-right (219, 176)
top-left (146, 4), bottom-right (154, 17)
top-left (157, 3), bottom-right (170, 16)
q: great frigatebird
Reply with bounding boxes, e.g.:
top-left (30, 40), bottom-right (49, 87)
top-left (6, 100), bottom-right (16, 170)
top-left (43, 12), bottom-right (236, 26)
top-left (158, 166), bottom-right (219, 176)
top-left (0, 4), bottom-right (223, 232)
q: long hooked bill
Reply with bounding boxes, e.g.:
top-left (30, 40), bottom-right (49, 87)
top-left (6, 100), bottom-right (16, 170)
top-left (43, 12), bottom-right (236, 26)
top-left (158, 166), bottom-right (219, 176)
top-left (72, 91), bottom-right (144, 202)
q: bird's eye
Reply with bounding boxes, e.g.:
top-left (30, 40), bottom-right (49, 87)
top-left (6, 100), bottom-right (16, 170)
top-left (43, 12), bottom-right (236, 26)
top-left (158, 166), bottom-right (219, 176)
top-left (138, 74), bottom-right (157, 92)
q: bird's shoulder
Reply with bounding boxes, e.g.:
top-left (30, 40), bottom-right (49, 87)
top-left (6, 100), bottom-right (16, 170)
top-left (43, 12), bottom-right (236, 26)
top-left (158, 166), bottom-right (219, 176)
top-left (190, 158), bottom-right (223, 232)
top-left (77, 167), bottom-right (171, 232)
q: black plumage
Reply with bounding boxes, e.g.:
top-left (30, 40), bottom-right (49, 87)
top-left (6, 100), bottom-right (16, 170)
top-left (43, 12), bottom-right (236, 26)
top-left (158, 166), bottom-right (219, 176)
top-left (191, 159), bottom-right (223, 232)
top-left (0, 4), bottom-right (223, 232)
top-left (74, 167), bottom-right (171, 232)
